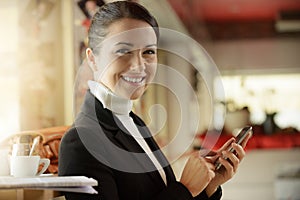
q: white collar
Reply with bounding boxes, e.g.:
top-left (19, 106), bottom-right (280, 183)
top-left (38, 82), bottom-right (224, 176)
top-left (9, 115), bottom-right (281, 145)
top-left (88, 80), bottom-right (133, 115)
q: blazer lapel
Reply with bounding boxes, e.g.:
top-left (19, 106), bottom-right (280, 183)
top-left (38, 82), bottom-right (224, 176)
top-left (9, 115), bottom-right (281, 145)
top-left (113, 127), bottom-right (167, 188)
top-left (132, 113), bottom-right (177, 185)
top-left (81, 91), bottom-right (169, 187)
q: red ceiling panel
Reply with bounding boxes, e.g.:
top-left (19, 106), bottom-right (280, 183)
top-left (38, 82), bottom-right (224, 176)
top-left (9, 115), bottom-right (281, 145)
top-left (168, 0), bottom-right (300, 21)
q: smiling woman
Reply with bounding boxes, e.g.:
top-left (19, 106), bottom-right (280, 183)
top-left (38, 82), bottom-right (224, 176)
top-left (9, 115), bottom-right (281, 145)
top-left (86, 19), bottom-right (157, 100)
top-left (58, 1), bottom-right (250, 200)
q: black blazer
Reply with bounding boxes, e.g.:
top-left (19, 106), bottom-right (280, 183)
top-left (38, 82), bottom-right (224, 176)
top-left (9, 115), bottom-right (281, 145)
top-left (58, 91), bottom-right (222, 200)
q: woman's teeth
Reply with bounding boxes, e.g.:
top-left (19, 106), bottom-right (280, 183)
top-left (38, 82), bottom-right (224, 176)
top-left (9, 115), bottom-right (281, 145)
top-left (123, 76), bottom-right (144, 83)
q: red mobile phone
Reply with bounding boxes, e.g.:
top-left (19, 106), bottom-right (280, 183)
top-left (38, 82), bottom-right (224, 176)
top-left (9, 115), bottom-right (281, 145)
top-left (215, 126), bottom-right (253, 170)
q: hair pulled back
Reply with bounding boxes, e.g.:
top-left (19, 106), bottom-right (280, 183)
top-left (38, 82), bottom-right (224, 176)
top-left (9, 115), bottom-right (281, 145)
top-left (88, 1), bottom-right (159, 54)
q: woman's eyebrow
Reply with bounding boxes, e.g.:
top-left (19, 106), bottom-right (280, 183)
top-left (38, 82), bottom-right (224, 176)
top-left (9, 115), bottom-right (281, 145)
top-left (145, 44), bottom-right (157, 48)
top-left (114, 42), bottom-right (157, 48)
top-left (115, 42), bottom-right (134, 47)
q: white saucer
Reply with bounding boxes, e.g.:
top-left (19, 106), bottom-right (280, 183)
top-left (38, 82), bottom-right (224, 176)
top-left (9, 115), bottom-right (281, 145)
top-left (4, 173), bottom-right (54, 178)
top-left (39, 173), bottom-right (54, 177)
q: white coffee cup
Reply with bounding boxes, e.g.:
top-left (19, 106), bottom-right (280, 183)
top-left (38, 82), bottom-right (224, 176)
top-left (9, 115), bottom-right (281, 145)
top-left (10, 156), bottom-right (50, 177)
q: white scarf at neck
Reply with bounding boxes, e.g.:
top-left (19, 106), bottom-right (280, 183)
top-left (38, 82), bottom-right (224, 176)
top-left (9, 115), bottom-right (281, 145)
top-left (88, 80), bottom-right (133, 115)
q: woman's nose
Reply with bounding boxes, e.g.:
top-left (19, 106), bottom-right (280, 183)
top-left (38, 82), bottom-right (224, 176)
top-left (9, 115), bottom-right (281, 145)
top-left (130, 52), bottom-right (146, 72)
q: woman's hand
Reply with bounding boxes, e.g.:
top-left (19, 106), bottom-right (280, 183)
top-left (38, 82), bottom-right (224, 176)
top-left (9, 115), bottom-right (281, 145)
top-left (180, 152), bottom-right (216, 197)
top-left (205, 133), bottom-right (252, 196)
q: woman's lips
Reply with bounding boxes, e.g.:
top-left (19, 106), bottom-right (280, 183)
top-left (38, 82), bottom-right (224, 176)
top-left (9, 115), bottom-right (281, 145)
top-left (121, 75), bottom-right (146, 85)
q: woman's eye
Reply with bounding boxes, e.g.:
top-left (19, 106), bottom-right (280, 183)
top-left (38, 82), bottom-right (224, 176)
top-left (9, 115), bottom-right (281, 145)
top-left (143, 49), bottom-right (156, 55)
top-left (116, 49), bottom-right (131, 55)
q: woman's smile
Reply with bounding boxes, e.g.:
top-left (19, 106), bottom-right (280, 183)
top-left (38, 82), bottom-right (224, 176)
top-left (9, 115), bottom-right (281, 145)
top-left (121, 74), bottom-right (146, 85)
top-left (89, 18), bottom-right (158, 100)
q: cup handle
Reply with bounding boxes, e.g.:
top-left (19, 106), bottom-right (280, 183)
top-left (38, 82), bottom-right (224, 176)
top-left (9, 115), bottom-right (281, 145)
top-left (36, 158), bottom-right (50, 176)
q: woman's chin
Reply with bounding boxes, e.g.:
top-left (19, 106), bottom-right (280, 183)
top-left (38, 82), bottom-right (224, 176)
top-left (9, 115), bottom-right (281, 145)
top-left (115, 84), bottom-right (146, 100)
top-left (123, 89), bottom-right (145, 100)
top-left (126, 89), bottom-right (144, 100)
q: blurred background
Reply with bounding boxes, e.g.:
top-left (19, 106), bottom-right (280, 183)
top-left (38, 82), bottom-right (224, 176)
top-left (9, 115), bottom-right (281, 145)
top-left (0, 0), bottom-right (300, 199)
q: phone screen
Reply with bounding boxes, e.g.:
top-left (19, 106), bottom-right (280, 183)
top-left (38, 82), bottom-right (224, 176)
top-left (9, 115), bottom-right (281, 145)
top-left (235, 126), bottom-right (253, 145)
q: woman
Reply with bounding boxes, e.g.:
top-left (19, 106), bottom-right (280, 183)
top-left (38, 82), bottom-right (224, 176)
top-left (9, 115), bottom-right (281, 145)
top-left (59, 1), bottom-right (250, 199)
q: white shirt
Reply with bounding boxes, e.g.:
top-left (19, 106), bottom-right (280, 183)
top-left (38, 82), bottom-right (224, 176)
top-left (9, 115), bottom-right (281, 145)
top-left (88, 81), bottom-right (167, 185)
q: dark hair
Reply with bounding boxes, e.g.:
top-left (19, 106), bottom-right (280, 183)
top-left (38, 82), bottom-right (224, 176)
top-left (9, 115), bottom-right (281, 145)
top-left (88, 1), bottom-right (159, 54)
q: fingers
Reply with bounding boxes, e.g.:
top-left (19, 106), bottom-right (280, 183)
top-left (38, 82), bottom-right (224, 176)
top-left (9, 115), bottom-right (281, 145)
top-left (207, 138), bottom-right (249, 188)
top-left (198, 149), bottom-right (217, 157)
top-left (194, 155), bottom-right (216, 173)
top-left (220, 149), bottom-right (239, 172)
top-left (206, 160), bottom-right (216, 171)
top-left (187, 154), bottom-right (216, 174)
top-left (218, 143), bottom-right (246, 172)
top-left (197, 149), bottom-right (221, 165)
top-left (218, 137), bottom-right (235, 153)
top-left (205, 156), bottom-right (218, 164)
top-left (180, 155), bottom-right (216, 197)
top-left (232, 143), bottom-right (246, 161)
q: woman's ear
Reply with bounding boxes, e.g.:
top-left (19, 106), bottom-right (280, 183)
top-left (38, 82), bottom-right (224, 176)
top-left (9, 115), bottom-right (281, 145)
top-left (86, 48), bottom-right (97, 72)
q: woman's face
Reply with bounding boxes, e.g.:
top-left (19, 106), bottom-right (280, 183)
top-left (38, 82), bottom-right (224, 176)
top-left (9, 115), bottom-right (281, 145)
top-left (89, 18), bottom-right (157, 100)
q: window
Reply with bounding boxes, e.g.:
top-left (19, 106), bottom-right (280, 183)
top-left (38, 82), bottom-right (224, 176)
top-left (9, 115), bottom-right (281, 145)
top-left (221, 74), bottom-right (300, 130)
